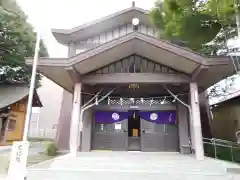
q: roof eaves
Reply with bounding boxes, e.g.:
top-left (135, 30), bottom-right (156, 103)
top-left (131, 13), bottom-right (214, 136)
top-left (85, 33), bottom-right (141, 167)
top-left (211, 90), bottom-right (240, 106)
top-left (51, 7), bottom-right (148, 35)
top-left (66, 32), bottom-right (211, 66)
top-left (25, 57), bottom-right (68, 67)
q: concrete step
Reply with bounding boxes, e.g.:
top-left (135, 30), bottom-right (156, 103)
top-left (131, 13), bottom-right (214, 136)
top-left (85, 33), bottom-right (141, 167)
top-left (50, 161), bottom-right (225, 174)
top-left (27, 169), bottom-right (239, 180)
top-left (49, 155), bottom-right (228, 173)
top-left (26, 152), bottom-right (240, 180)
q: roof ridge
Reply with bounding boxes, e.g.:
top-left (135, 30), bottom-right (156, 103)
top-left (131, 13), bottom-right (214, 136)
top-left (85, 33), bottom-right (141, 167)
top-left (52, 7), bottom-right (148, 35)
top-left (67, 32), bottom-right (211, 66)
top-left (70, 32), bottom-right (212, 62)
top-left (212, 89), bottom-right (240, 105)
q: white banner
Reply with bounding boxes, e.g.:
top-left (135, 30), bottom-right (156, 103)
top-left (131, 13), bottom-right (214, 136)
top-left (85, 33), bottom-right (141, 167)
top-left (7, 141), bottom-right (30, 180)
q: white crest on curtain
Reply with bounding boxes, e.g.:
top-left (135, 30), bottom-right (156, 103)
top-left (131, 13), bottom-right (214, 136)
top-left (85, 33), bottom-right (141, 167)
top-left (112, 113), bottom-right (120, 120)
top-left (150, 113), bottom-right (158, 121)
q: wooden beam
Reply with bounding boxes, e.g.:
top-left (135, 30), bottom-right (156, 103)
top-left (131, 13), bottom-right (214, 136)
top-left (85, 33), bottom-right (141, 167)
top-left (82, 73), bottom-right (190, 84)
top-left (65, 66), bottom-right (81, 83)
top-left (192, 65), bottom-right (204, 80)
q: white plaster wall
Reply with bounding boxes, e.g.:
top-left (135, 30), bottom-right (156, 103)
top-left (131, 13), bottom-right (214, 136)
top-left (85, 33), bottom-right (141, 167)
top-left (29, 76), bottom-right (63, 138)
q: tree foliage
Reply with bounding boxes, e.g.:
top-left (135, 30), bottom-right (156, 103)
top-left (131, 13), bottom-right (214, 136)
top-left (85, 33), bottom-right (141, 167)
top-left (0, 0), bottom-right (48, 85)
top-left (150, 0), bottom-right (238, 54)
top-left (150, 0), bottom-right (239, 97)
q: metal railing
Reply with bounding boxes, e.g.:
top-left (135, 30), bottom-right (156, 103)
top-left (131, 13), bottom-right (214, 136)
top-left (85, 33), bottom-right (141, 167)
top-left (203, 138), bottom-right (240, 163)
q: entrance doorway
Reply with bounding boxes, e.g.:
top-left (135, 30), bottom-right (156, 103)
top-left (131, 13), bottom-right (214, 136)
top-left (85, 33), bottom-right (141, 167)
top-left (128, 111), bottom-right (141, 151)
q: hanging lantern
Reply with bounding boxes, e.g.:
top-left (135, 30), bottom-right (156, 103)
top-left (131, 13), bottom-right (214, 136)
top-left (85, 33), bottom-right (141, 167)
top-left (150, 98), bottom-right (153, 106)
top-left (130, 98), bottom-right (135, 103)
top-left (120, 98), bottom-right (123, 106)
top-left (95, 96), bottom-right (99, 105)
top-left (161, 97), bottom-right (166, 104)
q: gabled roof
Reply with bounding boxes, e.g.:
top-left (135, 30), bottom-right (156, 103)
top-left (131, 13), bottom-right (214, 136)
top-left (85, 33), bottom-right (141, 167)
top-left (52, 6), bottom-right (150, 45)
top-left (0, 85), bottom-right (42, 110)
top-left (27, 32), bottom-right (229, 71)
top-left (211, 90), bottom-right (240, 106)
top-left (25, 32), bottom-right (234, 92)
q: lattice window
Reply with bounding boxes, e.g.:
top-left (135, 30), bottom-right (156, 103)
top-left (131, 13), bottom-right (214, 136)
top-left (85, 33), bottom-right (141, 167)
top-left (94, 122), bottom-right (124, 132)
top-left (92, 55), bottom-right (180, 74)
top-left (106, 98), bottom-right (175, 105)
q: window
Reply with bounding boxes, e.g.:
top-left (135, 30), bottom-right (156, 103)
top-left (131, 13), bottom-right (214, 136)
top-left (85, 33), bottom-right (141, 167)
top-left (100, 124), bottom-right (104, 131)
top-left (32, 107), bottom-right (40, 113)
top-left (8, 120), bottom-right (16, 131)
top-left (95, 122), bottom-right (123, 132)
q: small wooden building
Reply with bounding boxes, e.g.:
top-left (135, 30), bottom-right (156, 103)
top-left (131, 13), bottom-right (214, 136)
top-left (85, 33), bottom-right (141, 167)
top-left (211, 90), bottom-right (240, 142)
top-left (0, 85), bottom-right (42, 145)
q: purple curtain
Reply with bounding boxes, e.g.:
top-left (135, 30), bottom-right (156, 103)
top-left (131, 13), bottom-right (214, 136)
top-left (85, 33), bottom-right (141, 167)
top-left (94, 111), bottom-right (131, 124)
top-left (138, 111), bottom-right (176, 124)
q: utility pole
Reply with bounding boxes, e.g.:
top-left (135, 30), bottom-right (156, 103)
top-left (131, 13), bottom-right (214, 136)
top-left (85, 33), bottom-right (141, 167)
top-left (7, 32), bottom-right (41, 180)
top-left (22, 32), bottom-right (41, 141)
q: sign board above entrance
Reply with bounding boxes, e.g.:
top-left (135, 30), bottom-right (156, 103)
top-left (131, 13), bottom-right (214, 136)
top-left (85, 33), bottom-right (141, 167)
top-left (130, 106), bottom-right (139, 109)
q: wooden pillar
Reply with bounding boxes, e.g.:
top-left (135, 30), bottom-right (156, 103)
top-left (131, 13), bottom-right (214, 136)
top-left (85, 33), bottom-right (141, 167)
top-left (177, 97), bottom-right (191, 154)
top-left (190, 82), bottom-right (204, 160)
top-left (69, 83), bottom-right (81, 154)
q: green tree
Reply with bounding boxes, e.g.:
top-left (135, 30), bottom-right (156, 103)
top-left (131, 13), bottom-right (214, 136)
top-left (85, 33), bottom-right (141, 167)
top-left (150, 0), bottom-right (240, 138)
top-left (150, 0), bottom-right (239, 97)
top-left (0, 0), bottom-right (48, 85)
top-left (149, 0), bottom-right (238, 55)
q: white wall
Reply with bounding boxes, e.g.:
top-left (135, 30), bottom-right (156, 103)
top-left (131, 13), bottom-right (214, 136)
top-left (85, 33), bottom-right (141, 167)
top-left (29, 76), bottom-right (63, 138)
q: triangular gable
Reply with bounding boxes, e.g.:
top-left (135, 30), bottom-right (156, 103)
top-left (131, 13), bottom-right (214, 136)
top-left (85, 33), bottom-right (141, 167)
top-left (69, 32), bottom-right (208, 74)
top-left (52, 7), bottom-right (149, 45)
top-left (88, 54), bottom-right (184, 75)
top-left (0, 85), bottom-right (42, 110)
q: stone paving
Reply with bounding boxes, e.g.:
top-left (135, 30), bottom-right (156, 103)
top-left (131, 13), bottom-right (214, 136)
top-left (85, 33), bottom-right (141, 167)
top-left (0, 146), bottom-right (12, 153)
top-left (0, 141), bottom-right (52, 178)
top-left (0, 142), bottom-right (46, 156)
top-left (26, 151), bottom-right (240, 180)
